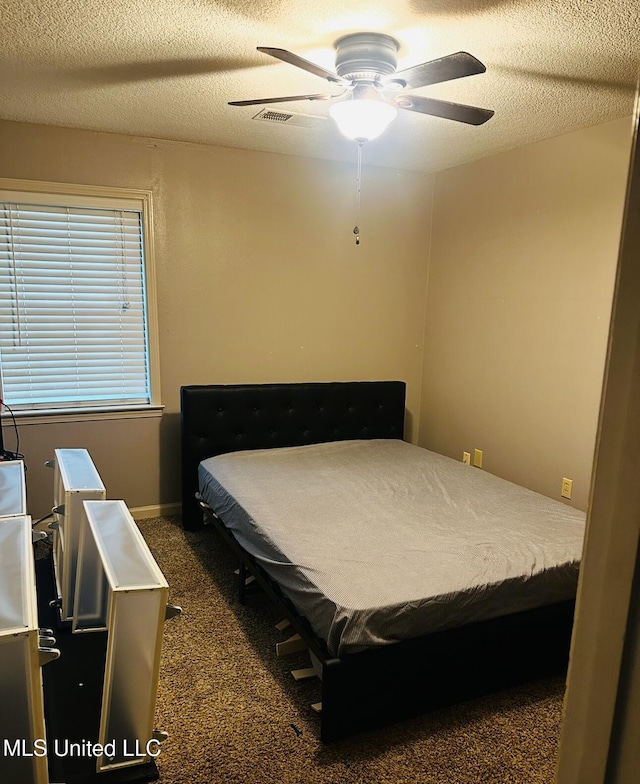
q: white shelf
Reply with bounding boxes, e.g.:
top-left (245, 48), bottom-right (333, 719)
top-left (74, 500), bottom-right (169, 773)
top-left (51, 449), bottom-right (106, 621)
top-left (0, 516), bottom-right (50, 784)
top-left (0, 460), bottom-right (27, 518)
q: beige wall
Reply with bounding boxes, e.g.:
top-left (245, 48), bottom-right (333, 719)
top-left (0, 120), bottom-right (433, 518)
top-left (419, 117), bottom-right (633, 510)
top-left (1, 116), bottom-right (633, 519)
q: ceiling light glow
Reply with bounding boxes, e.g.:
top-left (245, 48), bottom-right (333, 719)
top-left (329, 99), bottom-right (398, 141)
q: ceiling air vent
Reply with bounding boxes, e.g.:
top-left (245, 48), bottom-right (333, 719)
top-left (255, 109), bottom-right (294, 123)
top-left (252, 109), bottom-right (327, 129)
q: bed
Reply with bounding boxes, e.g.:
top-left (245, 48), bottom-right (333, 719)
top-left (180, 380), bottom-right (585, 741)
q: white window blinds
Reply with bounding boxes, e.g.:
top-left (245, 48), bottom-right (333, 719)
top-left (0, 196), bottom-right (152, 411)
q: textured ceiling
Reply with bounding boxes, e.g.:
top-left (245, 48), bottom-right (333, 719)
top-left (0, 0), bottom-right (638, 172)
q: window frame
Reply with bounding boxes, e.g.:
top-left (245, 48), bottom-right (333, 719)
top-left (0, 178), bottom-right (162, 422)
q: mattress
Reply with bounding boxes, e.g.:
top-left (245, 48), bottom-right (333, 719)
top-left (198, 439), bottom-right (586, 656)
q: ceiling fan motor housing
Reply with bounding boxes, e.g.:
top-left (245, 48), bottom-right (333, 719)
top-left (229, 33), bottom-right (493, 128)
top-left (334, 33), bottom-right (399, 80)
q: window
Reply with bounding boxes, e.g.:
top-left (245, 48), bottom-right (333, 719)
top-left (0, 180), bottom-right (160, 416)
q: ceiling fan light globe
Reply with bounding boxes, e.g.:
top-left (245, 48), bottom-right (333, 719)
top-left (329, 99), bottom-right (398, 141)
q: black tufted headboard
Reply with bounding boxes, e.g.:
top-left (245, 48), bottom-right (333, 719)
top-left (180, 380), bottom-right (406, 529)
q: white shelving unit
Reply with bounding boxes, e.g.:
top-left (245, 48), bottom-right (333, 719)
top-left (74, 499), bottom-right (173, 773)
top-left (0, 515), bottom-right (56, 784)
top-left (1, 450), bottom-right (175, 781)
top-left (49, 449), bottom-right (106, 622)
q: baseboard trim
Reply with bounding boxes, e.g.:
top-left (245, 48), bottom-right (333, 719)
top-left (129, 502), bottom-right (181, 520)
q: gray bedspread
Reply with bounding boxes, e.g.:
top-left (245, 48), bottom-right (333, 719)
top-left (198, 439), bottom-right (586, 656)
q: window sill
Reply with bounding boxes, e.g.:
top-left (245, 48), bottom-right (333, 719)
top-left (2, 405), bottom-right (164, 426)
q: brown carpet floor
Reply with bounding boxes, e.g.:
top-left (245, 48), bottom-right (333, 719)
top-left (138, 516), bottom-right (566, 784)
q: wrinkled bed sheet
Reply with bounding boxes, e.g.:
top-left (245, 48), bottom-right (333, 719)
top-left (199, 439), bottom-right (586, 656)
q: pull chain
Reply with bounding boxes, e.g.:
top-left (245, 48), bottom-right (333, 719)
top-left (353, 141), bottom-right (363, 245)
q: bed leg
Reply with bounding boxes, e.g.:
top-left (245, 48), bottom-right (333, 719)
top-left (235, 565), bottom-right (256, 604)
top-left (319, 657), bottom-right (345, 743)
top-left (238, 562), bottom-right (248, 604)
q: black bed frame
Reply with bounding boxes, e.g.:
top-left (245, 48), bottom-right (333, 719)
top-left (180, 381), bottom-right (574, 742)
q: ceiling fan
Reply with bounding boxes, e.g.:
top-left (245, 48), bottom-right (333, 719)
top-left (229, 32), bottom-right (494, 141)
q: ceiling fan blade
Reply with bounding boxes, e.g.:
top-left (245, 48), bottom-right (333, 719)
top-left (396, 95), bottom-right (494, 125)
top-left (257, 47), bottom-right (347, 85)
top-left (385, 52), bottom-right (487, 90)
top-left (229, 93), bottom-right (336, 107)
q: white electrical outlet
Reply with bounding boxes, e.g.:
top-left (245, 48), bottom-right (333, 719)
top-left (561, 477), bottom-right (573, 499)
top-left (462, 451), bottom-right (471, 465)
top-left (474, 449), bottom-right (483, 469)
